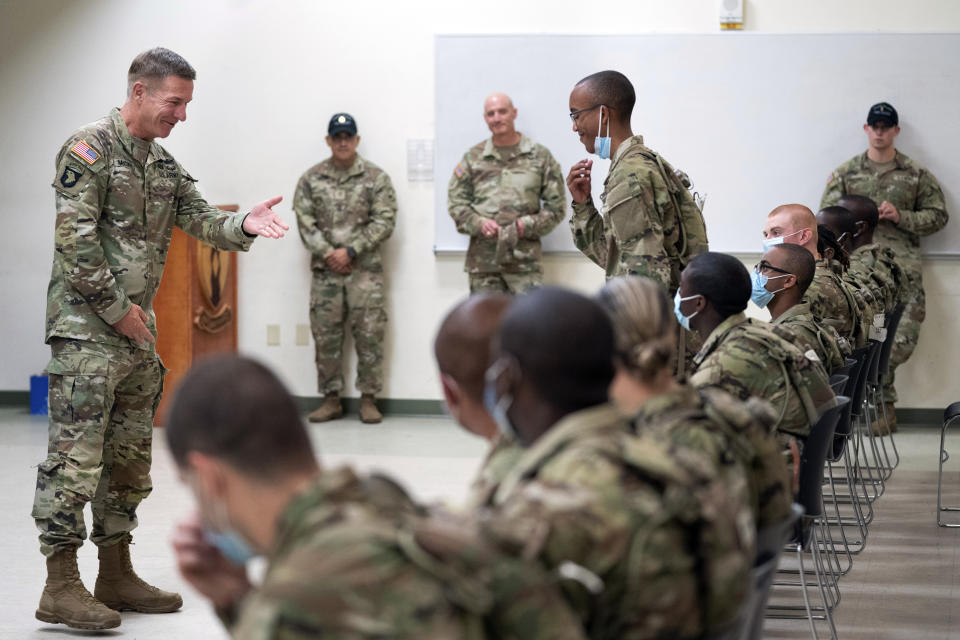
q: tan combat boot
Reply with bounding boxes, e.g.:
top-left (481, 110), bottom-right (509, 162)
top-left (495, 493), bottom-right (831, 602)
top-left (94, 536), bottom-right (182, 613)
top-left (871, 402), bottom-right (898, 436)
top-left (359, 394), bottom-right (382, 424)
top-left (308, 394), bottom-right (343, 423)
top-left (35, 547), bottom-right (121, 630)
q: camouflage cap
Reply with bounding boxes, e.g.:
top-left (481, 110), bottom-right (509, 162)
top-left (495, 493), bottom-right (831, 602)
top-left (867, 102), bottom-right (898, 127)
top-left (328, 112), bottom-right (357, 136)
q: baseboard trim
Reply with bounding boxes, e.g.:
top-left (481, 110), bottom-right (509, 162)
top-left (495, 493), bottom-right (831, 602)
top-left (0, 391), bottom-right (29, 406)
top-left (896, 408), bottom-right (942, 427)
top-left (0, 390), bottom-right (943, 424)
top-left (293, 396), bottom-right (446, 417)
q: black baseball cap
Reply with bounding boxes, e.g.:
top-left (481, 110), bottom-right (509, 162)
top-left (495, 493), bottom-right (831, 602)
top-left (867, 102), bottom-right (898, 127)
top-left (328, 113), bottom-right (357, 136)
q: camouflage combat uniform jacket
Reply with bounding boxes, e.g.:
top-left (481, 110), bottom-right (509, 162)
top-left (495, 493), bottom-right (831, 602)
top-left (804, 260), bottom-right (861, 346)
top-left (47, 108), bottom-right (253, 349)
top-left (447, 134), bottom-right (565, 274)
top-left (771, 302), bottom-right (848, 371)
top-left (632, 385), bottom-right (792, 533)
top-left (294, 155), bottom-right (397, 273)
top-left (821, 150), bottom-right (948, 281)
top-left (689, 313), bottom-right (835, 441)
top-left (465, 434), bottom-right (523, 510)
top-left (849, 243), bottom-right (906, 316)
top-left (570, 135), bottom-right (708, 292)
top-left (230, 466), bottom-right (586, 640)
top-left (480, 404), bottom-right (752, 640)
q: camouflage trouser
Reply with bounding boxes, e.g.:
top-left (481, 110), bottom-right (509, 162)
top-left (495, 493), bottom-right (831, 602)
top-left (882, 283), bottom-right (925, 405)
top-left (468, 271), bottom-right (542, 295)
top-left (310, 268), bottom-right (386, 395)
top-left (32, 338), bottom-right (164, 557)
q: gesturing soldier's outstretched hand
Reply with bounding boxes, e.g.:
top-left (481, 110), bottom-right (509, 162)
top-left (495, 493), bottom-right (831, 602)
top-left (243, 196), bottom-right (289, 238)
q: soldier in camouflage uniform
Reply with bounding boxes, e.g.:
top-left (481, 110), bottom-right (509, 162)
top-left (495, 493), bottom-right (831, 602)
top-left (168, 355), bottom-right (586, 640)
top-left (762, 204), bottom-right (864, 346)
top-left (821, 102), bottom-right (949, 423)
top-left (294, 113), bottom-right (397, 424)
top-left (681, 253), bottom-right (835, 450)
top-left (479, 287), bottom-right (752, 639)
top-left (447, 93), bottom-right (566, 294)
top-left (758, 244), bottom-right (850, 371)
top-left (838, 195), bottom-right (907, 320)
top-left (32, 48), bottom-right (288, 631)
top-left (566, 71), bottom-right (708, 292)
top-left (596, 276), bottom-right (792, 533)
top-left (432, 294), bottom-right (524, 508)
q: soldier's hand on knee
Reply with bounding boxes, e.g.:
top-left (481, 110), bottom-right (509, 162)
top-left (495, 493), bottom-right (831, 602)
top-left (171, 511), bottom-right (251, 610)
top-left (112, 303), bottom-right (155, 345)
top-left (566, 159), bottom-right (593, 203)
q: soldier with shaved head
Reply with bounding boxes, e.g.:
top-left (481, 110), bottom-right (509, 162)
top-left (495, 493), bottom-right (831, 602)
top-left (448, 93), bottom-right (566, 294)
top-left (566, 70), bottom-right (708, 291)
top-left (762, 204), bottom-right (863, 346)
top-left (434, 294), bottom-right (524, 506)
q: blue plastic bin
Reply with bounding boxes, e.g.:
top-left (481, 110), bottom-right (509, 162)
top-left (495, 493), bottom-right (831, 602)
top-left (30, 375), bottom-right (49, 415)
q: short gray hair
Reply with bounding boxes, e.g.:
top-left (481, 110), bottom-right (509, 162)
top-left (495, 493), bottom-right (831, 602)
top-left (127, 47), bottom-right (196, 95)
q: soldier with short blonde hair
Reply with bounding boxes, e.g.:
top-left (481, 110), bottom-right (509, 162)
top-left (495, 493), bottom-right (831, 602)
top-left (820, 103), bottom-right (947, 426)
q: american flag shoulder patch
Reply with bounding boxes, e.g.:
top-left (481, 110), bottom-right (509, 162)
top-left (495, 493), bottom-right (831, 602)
top-left (454, 163), bottom-right (464, 178)
top-left (70, 140), bottom-right (100, 165)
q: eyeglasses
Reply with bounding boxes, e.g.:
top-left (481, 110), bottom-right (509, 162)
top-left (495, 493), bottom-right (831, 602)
top-left (754, 261), bottom-right (792, 276)
top-left (569, 104), bottom-right (602, 123)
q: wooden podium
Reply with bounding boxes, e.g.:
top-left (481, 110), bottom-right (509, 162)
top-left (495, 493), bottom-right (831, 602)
top-left (153, 205), bottom-right (239, 426)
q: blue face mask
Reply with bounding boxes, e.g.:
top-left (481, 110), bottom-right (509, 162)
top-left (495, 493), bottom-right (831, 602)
top-left (595, 106), bottom-right (611, 160)
top-left (673, 290), bottom-right (702, 331)
top-left (188, 473), bottom-right (259, 566)
top-left (750, 270), bottom-right (790, 309)
top-left (204, 529), bottom-right (257, 566)
top-left (483, 359), bottom-right (520, 442)
top-left (761, 228), bottom-right (804, 252)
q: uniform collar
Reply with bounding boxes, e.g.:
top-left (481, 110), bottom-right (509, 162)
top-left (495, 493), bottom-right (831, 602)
top-left (493, 403), bottom-right (626, 504)
top-left (772, 302), bottom-right (812, 325)
top-left (481, 133), bottom-right (533, 159)
top-left (859, 149), bottom-right (911, 171)
top-left (110, 107), bottom-right (171, 167)
top-left (321, 154), bottom-right (366, 179)
top-left (609, 134), bottom-right (645, 169)
top-left (693, 312), bottom-right (748, 367)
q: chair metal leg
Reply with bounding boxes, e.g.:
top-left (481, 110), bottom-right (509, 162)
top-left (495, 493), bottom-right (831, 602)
top-left (938, 418), bottom-right (960, 528)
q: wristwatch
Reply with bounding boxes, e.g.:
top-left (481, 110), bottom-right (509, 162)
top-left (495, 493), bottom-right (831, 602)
top-left (346, 247), bottom-right (357, 259)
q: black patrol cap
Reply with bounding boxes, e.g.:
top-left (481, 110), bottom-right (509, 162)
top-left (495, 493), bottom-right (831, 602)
top-left (867, 102), bottom-right (898, 127)
top-left (328, 113), bottom-right (357, 136)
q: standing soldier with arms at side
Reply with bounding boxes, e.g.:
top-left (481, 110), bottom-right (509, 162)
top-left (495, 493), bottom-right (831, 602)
top-left (33, 47), bottom-right (288, 631)
top-left (448, 93), bottom-right (566, 294)
top-left (294, 113), bottom-right (397, 425)
top-left (821, 102), bottom-right (948, 428)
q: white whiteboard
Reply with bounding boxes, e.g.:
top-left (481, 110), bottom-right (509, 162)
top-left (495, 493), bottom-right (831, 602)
top-left (434, 33), bottom-right (958, 255)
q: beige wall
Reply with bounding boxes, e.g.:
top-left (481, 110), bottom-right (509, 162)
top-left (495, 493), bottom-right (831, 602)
top-left (1, 0), bottom-right (957, 407)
